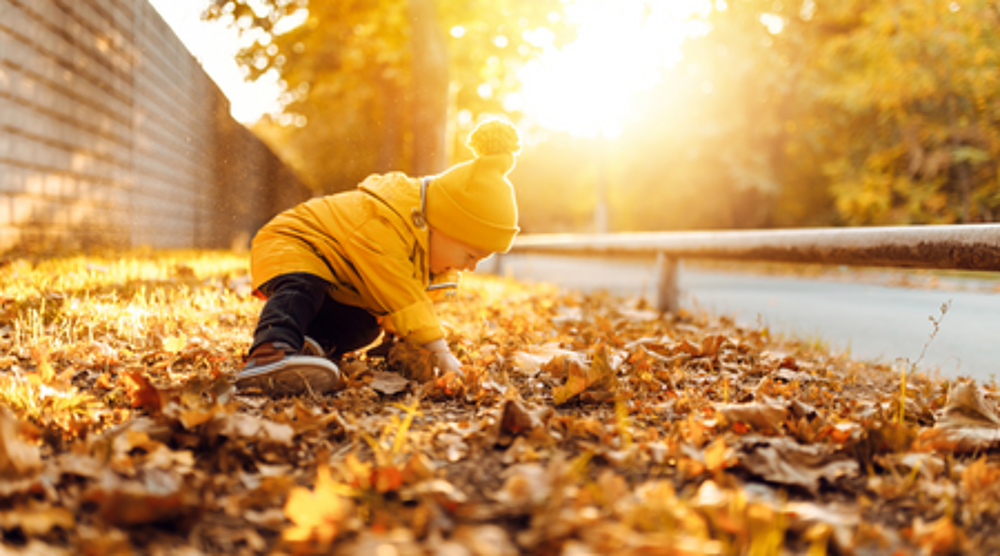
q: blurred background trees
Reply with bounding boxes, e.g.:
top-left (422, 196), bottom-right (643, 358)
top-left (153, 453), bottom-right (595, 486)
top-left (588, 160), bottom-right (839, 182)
top-left (205, 0), bottom-right (1000, 232)
top-left (204, 0), bottom-right (572, 192)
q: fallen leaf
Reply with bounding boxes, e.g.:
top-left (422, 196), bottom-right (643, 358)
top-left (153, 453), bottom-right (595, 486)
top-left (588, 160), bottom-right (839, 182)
top-left (493, 463), bottom-right (551, 510)
top-left (0, 409), bottom-right (41, 478)
top-left (121, 370), bottom-right (163, 413)
top-left (452, 524), bottom-right (519, 556)
top-left (1, 540), bottom-right (71, 555)
top-left (737, 436), bottom-right (858, 494)
top-left (717, 402), bottom-right (788, 432)
top-left (208, 412), bottom-right (295, 444)
top-left (370, 371), bottom-right (409, 395)
top-left (388, 342), bottom-right (437, 382)
top-left (86, 467), bottom-right (201, 526)
top-left (512, 344), bottom-right (586, 377)
top-left (924, 382), bottom-right (1000, 453)
top-left (284, 464), bottom-right (354, 547)
top-left (0, 503), bottom-right (75, 536)
top-left (162, 335), bottom-right (188, 354)
top-left (938, 382), bottom-right (1000, 427)
top-left (784, 501), bottom-right (859, 554)
top-left (491, 398), bottom-right (548, 447)
top-left (704, 437), bottom-right (733, 473)
top-left (552, 343), bottom-right (616, 405)
top-left (912, 515), bottom-right (963, 554)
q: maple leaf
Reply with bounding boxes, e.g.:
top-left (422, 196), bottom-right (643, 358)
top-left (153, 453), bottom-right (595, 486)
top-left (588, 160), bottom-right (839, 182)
top-left (284, 465), bottom-right (354, 548)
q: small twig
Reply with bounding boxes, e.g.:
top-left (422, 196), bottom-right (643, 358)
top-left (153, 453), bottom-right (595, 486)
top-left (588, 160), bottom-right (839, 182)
top-left (295, 370), bottom-right (319, 401)
top-left (898, 300), bottom-right (951, 424)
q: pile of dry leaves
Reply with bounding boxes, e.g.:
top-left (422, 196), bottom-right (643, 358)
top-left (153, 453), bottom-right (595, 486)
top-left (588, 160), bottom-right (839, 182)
top-left (1, 251), bottom-right (999, 555)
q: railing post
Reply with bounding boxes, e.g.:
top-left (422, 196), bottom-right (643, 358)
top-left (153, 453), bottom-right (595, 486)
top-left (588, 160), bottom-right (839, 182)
top-left (655, 252), bottom-right (679, 314)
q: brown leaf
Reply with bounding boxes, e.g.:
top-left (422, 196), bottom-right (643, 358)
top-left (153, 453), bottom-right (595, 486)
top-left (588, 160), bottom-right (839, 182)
top-left (413, 478), bottom-right (468, 512)
top-left (0, 408), bottom-right (41, 478)
top-left (737, 436), bottom-right (858, 494)
top-left (491, 398), bottom-right (547, 448)
top-left (699, 334), bottom-right (725, 358)
top-left (388, 342), bottom-right (437, 383)
top-left (0, 503), bottom-right (74, 536)
top-left (784, 501), bottom-right (859, 554)
top-left (493, 463), bottom-right (551, 510)
top-left (938, 382), bottom-right (1000, 428)
top-left (912, 515), bottom-right (964, 554)
top-left (675, 338), bottom-right (701, 356)
top-left (512, 344), bottom-right (586, 377)
top-left (923, 382), bottom-right (1000, 453)
top-left (552, 343), bottom-right (616, 405)
top-left (370, 371), bottom-right (409, 395)
top-left (717, 402), bottom-right (788, 432)
top-left (121, 370), bottom-right (163, 413)
top-left (86, 467), bottom-right (201, 526)
top-left (208, 412), bottom-right (295, 445)
top-left (452, 524), bottom-right (519, 556)
top-left (2, 540), bottom-right (71, 555)
top-left (401, 452), bottom-right (437, 485)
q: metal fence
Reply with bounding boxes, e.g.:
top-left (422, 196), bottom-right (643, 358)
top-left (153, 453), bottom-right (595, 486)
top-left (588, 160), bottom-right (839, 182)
top-left (508, 224), bottom-right (1000, 312)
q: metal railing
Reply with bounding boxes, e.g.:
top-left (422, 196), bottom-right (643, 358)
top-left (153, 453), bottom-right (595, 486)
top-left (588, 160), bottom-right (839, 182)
top-left (506, 224), bottom-right (1000, 312)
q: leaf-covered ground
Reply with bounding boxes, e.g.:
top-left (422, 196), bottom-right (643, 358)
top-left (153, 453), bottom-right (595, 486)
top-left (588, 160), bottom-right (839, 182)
top-left (1, 250), bottom-right (999, 555)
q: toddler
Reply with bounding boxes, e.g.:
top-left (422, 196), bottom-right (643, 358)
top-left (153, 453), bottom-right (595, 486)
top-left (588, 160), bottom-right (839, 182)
top-left (235, 120), bottom-right (521, 396)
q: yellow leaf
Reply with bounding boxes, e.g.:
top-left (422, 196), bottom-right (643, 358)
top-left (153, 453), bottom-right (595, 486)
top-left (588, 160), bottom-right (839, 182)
top-left (551, 343), bottom-right (616, 406)
top-left (283, 465), bottom-right (351, 547)
top-left (704, 437), bottom-right (730, 473)
top-left (163, 335), bottom-right (187, 354)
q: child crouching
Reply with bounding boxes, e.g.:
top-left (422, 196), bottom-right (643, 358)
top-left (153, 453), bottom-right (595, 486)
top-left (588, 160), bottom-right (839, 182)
top-left (235, 120), bottom-right (521, 396)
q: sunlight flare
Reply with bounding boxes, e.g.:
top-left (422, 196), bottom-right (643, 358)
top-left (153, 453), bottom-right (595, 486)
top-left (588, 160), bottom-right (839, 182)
top-left (519, 0), bottom-right (711, 138)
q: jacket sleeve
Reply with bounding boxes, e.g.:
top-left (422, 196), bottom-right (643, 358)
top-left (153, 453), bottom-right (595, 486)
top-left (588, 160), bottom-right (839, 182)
top-left (345, 219), bottom-right (444, 344)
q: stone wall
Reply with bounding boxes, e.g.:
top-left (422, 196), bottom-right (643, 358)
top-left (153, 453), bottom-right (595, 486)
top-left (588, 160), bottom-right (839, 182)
top-left (0, 0), bottom-right (310, 254)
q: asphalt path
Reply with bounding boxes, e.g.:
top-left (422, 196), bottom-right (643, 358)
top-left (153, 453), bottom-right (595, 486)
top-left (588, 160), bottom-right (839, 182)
top-left (484, 254), bottom-right (1000, 383)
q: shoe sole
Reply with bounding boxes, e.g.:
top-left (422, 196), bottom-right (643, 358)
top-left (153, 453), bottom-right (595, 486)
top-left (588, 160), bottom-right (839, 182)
top-left (235, 355), bottom-right (342, 396)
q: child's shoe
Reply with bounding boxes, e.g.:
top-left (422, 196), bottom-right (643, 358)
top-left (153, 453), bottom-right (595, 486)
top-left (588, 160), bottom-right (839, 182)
top-left (235, 340), bottom-right (341, 396)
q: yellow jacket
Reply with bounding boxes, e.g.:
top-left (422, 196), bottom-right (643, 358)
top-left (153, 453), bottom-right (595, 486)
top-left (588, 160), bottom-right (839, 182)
top-left (250, 172), bottom-right (457, 345)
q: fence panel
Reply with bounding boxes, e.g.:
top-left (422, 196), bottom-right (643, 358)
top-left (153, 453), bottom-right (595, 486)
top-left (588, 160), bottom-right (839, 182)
top-left (0, 0), bottom-right (310, 254)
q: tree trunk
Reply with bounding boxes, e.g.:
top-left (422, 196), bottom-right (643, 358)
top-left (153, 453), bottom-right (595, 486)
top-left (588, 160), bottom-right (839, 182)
top-left (376, 74), bottom-right (406, 173)
top-left (407, 0), bottom-right (449, 175)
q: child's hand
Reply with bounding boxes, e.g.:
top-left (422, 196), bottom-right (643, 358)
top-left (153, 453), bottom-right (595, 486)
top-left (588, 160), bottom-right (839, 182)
top-left (423, 339), bottom-right (465, 377)
top-left (434, 350), bottom-right (464, 377)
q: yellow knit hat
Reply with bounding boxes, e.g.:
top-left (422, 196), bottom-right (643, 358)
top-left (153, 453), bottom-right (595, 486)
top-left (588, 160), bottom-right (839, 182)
top-left (425, 119), bottom-right (522, 253)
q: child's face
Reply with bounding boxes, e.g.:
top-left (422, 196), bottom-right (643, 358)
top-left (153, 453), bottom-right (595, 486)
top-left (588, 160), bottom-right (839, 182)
top-left (429, 229), bottom-right (492, 274)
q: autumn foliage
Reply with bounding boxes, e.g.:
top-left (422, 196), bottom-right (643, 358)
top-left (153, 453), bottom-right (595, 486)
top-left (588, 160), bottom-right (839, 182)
top-left (1, 250), bottom-right (1000, 554)
top-left (211, 0), bottom-right (1000, 232)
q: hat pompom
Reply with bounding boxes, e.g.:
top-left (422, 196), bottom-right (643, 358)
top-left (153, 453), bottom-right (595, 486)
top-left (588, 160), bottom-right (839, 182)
top-left (467, 120), bottom-right (521, 158)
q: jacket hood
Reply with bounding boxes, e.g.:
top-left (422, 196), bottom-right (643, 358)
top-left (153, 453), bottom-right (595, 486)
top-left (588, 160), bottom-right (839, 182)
top-left (357, 172), bottom-right (426, 235)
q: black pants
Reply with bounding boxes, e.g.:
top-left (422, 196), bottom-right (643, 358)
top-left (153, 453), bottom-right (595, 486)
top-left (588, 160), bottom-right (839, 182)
top-left (252, 272), bottom-right (382, 359)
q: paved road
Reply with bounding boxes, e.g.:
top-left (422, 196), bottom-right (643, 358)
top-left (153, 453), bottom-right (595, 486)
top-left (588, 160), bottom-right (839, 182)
top-left (486, 254), bottom-right (1000, 382)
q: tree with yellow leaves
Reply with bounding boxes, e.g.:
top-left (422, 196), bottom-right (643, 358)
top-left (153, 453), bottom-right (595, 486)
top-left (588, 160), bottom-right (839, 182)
top-left (203, 0), bottom-right (573, 194)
